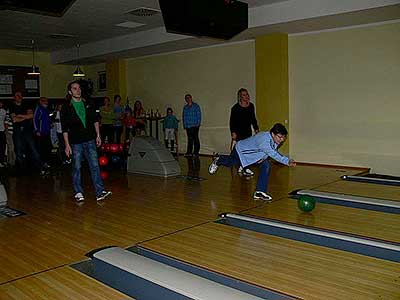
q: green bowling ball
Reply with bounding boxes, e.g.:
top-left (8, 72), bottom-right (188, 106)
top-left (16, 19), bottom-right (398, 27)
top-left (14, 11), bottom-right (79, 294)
top-left (297, 195), bottom-right (316, 212)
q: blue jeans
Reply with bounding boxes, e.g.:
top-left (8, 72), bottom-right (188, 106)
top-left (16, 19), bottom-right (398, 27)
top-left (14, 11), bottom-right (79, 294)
top-left (217, 148), bottom-right (271, 193)
top-left (72, 140), bottom-right (104, 197)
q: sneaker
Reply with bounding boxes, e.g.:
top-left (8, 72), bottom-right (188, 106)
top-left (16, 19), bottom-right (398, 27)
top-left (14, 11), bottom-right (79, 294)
top-left (238, 166), bottom-right (254, 176)
top-left (0, 163), bottom-right (4, 168)
top-left (253, 191), bottom-right (272, 201)
top-left (43, 163), bottom-right (51, 169)
top-left (208, 157), bottom-right (219, 174)
top-left (39, 169), bottom-right (50, 176)
top-left (74, 192), bottom-right (85, 202)
top-left (96, 190), bottom-right (112, 201)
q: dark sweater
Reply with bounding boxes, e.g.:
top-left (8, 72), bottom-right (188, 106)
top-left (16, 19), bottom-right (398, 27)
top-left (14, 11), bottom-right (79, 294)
top-left (229, 102), bottom-right (259, 140)
top-left (61, 98), bottom-right (99, 145)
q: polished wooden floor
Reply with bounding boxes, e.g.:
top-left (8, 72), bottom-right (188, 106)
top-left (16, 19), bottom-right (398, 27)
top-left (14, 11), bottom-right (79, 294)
top-left (0, 157), bottom-right (398, 299)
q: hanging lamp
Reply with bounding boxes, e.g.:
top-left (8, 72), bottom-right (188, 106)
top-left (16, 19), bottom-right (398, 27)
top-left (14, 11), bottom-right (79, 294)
top-left (27, 39), bottom-right (40, 75)
top-left (73, 44), bottom-right (85, 77)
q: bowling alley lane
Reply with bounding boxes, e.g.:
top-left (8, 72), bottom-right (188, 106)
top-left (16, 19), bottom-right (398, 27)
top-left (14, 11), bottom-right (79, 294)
top-left (140, 222), bottom-right (400, 300)
top-left (240, 197), bottom-right (400, 244)
top-left (315, 180), bottom-right (400, 202)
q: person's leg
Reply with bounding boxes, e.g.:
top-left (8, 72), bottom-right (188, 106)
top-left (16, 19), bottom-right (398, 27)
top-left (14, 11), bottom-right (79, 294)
top-left (193, 126), bottom-right (200, 155)
top-left (83, 140), bottom-right (104, 197)
top-left (217, 148), bottom-right (241, 167)
top-left (256, 159), bottom-right (271, 193)
top-left (170, 140), bottom-right (175, 152)
top-left (6, 132), bottom-right (15, 166)
top-left (13, 131), bottom-right (25, 168)
top-left (0, 131), bottom-right (6, 164)
top-left (71, 143), bottom-right (84, 195)
top-left (24, 131), bottom-right (42, 170)
top-left (186, 127), bottom-right (194, 155)
top-left (115, 126), bottom-right (123, 144)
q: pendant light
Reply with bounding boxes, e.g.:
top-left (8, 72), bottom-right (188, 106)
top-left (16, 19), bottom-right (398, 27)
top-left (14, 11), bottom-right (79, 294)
top-left (73, 44), bottom-right (85, 77)
top-left (27, 39), bottom-right (40, 75)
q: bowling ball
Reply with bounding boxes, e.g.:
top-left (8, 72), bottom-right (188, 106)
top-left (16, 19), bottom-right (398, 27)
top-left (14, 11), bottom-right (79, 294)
top-left (111, 155), bottom-right (120, 164)
top-left (297, 195), bottom-right (316, 212)
top-left (99, 156), bottom-right (109, 166)
top-left (110, 144), bottom-right (119, 153)
top-left (100, 170), bottom-right (109, 180)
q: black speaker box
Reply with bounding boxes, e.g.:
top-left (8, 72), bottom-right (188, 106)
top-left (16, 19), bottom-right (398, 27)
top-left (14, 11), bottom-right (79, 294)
top-left (159, 0), bottom-right (248, 40)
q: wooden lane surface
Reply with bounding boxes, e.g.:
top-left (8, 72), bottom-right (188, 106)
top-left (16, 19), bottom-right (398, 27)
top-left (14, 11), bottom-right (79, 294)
top-left (0, 157), bottom-right (267, 284)
top-left (0, 160), bottom-right (367, 284)
top-left (141, 222), bottom-right (400, 300)
top-left (242, 198), bottom-right (400, 243)
top-left (0, 267), bottom-right (133, 300)
top-left (316, 180), bottom-right (400, 202)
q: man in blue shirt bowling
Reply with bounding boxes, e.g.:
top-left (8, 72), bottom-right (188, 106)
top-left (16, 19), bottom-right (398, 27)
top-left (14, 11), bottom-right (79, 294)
top-left (208, 123), bottom-right (296, 201)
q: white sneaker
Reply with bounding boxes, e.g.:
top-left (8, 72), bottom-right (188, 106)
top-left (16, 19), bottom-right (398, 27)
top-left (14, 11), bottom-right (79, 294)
top-left (96, 190), bottom-right (112, 201)
top-left (253, 191), bottom-right (272, 201)
top-left (238, 166), bottom-right (254, 176)
top-left (74, 192), bottom-right (85, 202)
top-left (208, 157), bottom-right (219, 174)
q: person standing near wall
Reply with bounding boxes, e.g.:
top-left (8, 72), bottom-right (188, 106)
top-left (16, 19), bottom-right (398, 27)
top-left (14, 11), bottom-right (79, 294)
top-left (9, 91), bottom-right (45, 175)
top-left (33, 97), bottom-right (52, 168)
top-left (0, 100), bottom-right (6, 167)
top-left (182, 94), bottom-right (201, 157)
top-left (61, 80), bottom-right (111, 202)
top-left (229, 88), bottom-right (259, 176)
top-left (113, 95), bottom-right (124, 143)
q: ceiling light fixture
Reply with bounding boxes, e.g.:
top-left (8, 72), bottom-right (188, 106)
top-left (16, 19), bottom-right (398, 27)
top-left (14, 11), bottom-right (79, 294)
top-left (73, 44), bottom-right (85, 77)
top-left (27, 39), bottom-right (40, 76)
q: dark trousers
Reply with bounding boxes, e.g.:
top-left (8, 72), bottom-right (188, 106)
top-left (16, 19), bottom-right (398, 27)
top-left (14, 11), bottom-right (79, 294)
top-left (0, 131), bottom-right (5, 163)
top-left (185, 126), bottom-right (200, 155)
top-left (113, 126), bottom-right (123, 143)
top-left (217, 148), bottom-right (271, 193)
top-left (13, 128), bottom-right (42, 169)
top-left (36, 134), bottom-right (52, 164)
top-left (101, 124), bottom-right (114, 144)
top-left (57, 132), bottom-right (67, 162)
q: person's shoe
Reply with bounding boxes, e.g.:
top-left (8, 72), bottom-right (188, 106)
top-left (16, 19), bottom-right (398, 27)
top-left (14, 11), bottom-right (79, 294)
top-left (0, 163), bottom-right (5, 168)
top-left (208, 157), bottom-right (219, 174)
top-left (40, 169), bottom-right (50, 176)
top-left (96, 190), bottom-right (112, 201)
top-left (74, 192), bottom-right (85, 202)
top-left (43, 163), bottom-right (51, 169)
top-left (184, 153), bottom-right (192, 157)
top-left (253, 191), bottom-right (272, 201)
top-left (238, 166), bottom-right (254, 176)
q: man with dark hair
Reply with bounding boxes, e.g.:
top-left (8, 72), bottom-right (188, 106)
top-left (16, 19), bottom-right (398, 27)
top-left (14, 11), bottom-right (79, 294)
top-left (182, 94), bottom-right (201, 157)
top-left (208, 123), bottom-right (296, 201)
top-left (9, 91), bottom-right (46, 174)
top-left (61, 80), bottom-right (111, 202)
top-left (229, 88), bottom-right (259, 176)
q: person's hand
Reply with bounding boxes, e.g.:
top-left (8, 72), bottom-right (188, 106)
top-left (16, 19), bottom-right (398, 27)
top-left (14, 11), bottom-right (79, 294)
top-left (231, 132), bottom-right (237, 141)
top-left (255, 129), bottom-right (259, 134)
top-left (289, 159), bottom-right (297, 167)
top-left (96, 136), bottom-right (102, 147)
top-left (36, 132), bottom-right (41, 137)
top-left (65, 144), bottom-right (72, 157)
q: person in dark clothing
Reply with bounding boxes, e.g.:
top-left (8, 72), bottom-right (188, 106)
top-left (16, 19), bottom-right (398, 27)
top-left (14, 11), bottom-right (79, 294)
top-left (9, 91), bottom-right (46, 175)
top-left (61, 81), bottom-right (111, 202)
top-left (34, 97), bottom-right (52, 168)
top-left (229, 88), bottom-right (259, 176)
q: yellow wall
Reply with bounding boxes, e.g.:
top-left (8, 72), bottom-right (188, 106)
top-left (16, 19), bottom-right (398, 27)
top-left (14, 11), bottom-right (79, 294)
top-left (126, 42), bottom-right (255, 154)
top-left (289, 22), bottom-right (400, 175)
top-left (256, 33), bottom-right (289, 153)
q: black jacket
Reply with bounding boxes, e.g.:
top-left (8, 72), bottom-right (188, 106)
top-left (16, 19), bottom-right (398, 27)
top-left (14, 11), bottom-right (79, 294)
top-left (61, 98), bottom-right (99, 145)
top-left (229, 102), bottom-right (259, 140)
